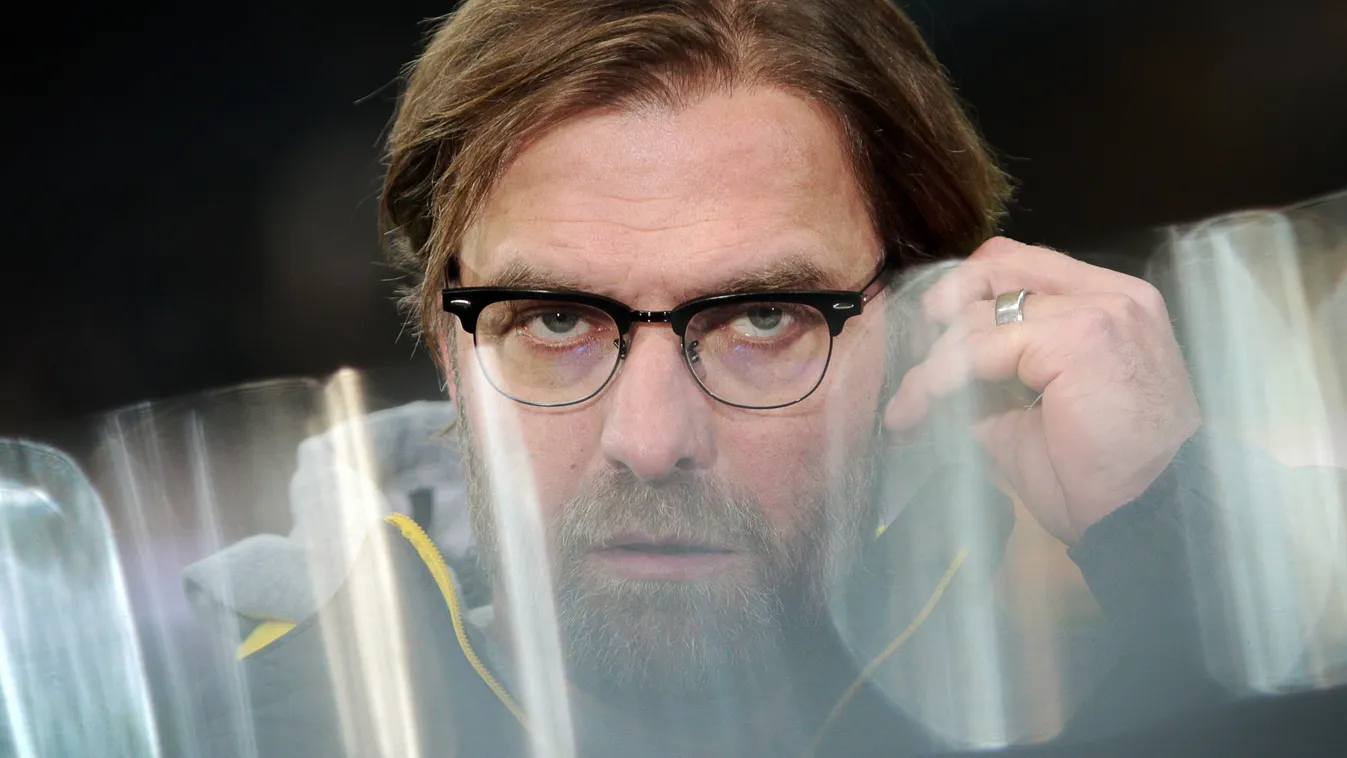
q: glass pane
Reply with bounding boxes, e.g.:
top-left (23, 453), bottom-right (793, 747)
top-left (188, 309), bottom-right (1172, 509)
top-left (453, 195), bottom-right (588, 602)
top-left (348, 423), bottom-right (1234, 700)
top-left (0, 441), bottom-right (159, 758)
top-left (9, 194), bottom-right (1347, 757)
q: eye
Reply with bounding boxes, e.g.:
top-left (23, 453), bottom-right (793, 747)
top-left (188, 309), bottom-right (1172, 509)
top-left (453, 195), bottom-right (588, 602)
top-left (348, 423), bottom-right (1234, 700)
top-left (728, 306), bottom-right (792, 338)
top-left (523, 309), bottom-right (592, 341)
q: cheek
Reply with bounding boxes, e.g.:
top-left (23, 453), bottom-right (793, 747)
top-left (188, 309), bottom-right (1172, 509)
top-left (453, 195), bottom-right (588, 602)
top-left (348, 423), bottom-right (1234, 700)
top-left (820, 314), bottom-right (890, 421)
top-left (718, 420), bottom-right (823, 530)
top-left (517, 413), bottom-right (602, 510)
top-left (717, 320), bottom-right (888, 529)
top-left (454, 336), bottom-right (602, 515)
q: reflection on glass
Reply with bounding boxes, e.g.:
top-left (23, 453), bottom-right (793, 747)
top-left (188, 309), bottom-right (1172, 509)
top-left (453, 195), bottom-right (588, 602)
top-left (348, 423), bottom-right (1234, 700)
top-left (0, 440), bottom-right (159, 758)
top-left (1150, 190), bottom-right (1347, 695)
top-left (93, 378), bottom-right (327, 757)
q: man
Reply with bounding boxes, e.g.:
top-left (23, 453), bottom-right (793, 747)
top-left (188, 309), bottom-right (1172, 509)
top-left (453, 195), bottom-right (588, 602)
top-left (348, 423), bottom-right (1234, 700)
top-left (219, 1), bottom-right (1288, 755)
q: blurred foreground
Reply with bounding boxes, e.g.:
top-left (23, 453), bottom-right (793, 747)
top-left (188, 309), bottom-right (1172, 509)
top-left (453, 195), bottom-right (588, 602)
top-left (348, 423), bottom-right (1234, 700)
top-left (2, 192), bottom-right (1345, 756)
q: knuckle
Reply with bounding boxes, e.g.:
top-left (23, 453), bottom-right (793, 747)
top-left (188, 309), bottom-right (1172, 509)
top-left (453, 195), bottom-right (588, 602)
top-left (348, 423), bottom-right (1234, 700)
top-left (1072, 306), bottom-right (1117, 341)
top-left (1106, 292), bottom-right (1147, 324)
top-left (972, 236), bottom-right (1020, 260)
top-left (1130, 280), bottom-right (1170, 319)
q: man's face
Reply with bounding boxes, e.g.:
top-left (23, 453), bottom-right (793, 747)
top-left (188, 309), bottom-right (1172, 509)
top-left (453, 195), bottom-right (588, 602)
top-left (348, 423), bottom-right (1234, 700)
top-left (451, 87), bottom-right (891, 690)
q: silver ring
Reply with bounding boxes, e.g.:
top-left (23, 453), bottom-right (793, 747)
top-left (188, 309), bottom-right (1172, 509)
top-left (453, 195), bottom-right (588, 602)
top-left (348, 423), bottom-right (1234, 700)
top-left (994, 288), bottom-right (1030, 326)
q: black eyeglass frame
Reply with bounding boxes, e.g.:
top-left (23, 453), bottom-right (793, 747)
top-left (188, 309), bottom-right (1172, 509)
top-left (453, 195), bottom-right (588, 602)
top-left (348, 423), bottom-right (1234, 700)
top-left (441, 259), bottom-right (897, 409)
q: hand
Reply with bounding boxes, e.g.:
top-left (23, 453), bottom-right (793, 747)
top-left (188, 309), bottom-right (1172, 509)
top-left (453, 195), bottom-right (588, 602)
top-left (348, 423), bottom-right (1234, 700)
top-left (884, 237), bottom-right (1202, 545)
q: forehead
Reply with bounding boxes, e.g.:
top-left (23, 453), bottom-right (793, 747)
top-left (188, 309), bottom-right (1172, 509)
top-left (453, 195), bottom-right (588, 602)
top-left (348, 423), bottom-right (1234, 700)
top-left (460, 87), bottom-right (880, 303)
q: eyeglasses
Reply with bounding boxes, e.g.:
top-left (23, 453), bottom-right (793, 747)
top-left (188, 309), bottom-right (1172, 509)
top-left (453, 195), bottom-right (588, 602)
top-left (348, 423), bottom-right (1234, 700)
top-left (441, 261), bottom-right (894, 409)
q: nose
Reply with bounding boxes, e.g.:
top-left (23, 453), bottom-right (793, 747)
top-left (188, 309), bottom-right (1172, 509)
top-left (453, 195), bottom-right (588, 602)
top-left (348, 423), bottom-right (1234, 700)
top-left (600, 327), bottom-right (716, 481)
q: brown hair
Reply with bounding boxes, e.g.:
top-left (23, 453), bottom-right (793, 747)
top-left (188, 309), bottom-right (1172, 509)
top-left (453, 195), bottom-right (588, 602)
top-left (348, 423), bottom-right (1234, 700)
top-left (380, 0), bottom-right (1011, 361)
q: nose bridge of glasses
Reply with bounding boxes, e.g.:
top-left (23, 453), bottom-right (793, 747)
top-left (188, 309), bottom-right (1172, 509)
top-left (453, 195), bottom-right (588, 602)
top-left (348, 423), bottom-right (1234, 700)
top-left (603, 326), bottom-right (707, 423)
top-left (630, 309), bottom-right (673, 325)
top-left (621, 309), bottom-right (689, 342)
top-left (616, 311), bottom-right (683, 361)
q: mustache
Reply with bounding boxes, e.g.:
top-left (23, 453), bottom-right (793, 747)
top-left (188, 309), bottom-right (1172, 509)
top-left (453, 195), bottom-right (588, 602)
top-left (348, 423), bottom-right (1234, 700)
top-left (550, 470), bottom-right (778, 558)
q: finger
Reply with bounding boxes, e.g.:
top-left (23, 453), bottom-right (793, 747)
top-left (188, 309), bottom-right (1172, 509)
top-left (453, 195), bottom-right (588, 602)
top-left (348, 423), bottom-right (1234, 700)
top-left (921, 238), bottom-right (1162, 323)
top-left (971, 411), bottom-right (1061, 527)
top-left (929, 291), bottom-right (1160, 352)
top-left (921, 239), bottom-right (1102, 319)
top-left (884, 312), bottom-right (1084, 431)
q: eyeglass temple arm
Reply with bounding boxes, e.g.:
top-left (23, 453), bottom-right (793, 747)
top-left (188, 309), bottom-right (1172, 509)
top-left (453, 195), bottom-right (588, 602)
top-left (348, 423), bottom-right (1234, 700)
top-left (860, 254), bottom-right (902, 305)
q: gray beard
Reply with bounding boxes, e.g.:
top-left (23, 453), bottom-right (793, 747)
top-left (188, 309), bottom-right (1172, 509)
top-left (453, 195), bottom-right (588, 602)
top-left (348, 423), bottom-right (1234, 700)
top-left (455, 405), bottom-right (880, 695)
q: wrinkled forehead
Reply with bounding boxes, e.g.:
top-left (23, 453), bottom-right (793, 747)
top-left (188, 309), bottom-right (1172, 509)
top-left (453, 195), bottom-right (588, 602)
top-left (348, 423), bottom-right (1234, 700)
top-left (458, 88), bottom-right (881, 306)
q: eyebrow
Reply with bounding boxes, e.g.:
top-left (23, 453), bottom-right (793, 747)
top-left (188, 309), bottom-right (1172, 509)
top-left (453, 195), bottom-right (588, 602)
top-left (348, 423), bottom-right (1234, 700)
top-left (476, 254), bottom-right (844, 300)
top-left (478, 260), bottom-right (589, 290)
top-left (709, 256), bottom-right (837, 296)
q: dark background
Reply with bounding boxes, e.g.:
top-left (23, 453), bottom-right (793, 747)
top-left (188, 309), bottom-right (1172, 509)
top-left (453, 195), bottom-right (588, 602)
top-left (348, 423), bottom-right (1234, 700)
top-left (5, 0), bottom-right (1347, 439)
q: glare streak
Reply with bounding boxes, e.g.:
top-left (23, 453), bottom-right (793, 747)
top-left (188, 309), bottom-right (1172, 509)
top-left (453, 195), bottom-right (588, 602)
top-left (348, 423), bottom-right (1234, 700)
top-left (0, 442), bottom-right (161, 757)
top-left (1163, 203), bottom-right (1347, 693)
top-left (105, 412), bottom-right (207, 751)
top-left (314, 369), bottom-right (424, 758)
top-left (859, 263), bottom-right (1016, 748)
top-left (184, 416), bottom-right (259, 758)
top-left (470, 358), bottom-right (577, 758)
